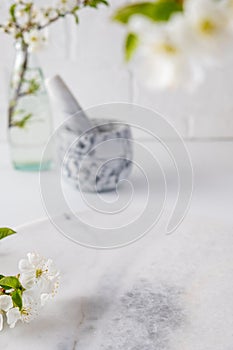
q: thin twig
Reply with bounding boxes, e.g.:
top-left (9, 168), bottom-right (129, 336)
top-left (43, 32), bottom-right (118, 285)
top-left (37, 11), bottom-right (75, 30)
top-left (8, 46), bottom-right (28, 127)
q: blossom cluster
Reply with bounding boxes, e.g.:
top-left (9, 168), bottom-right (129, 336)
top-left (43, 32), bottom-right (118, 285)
top-left (0, 253), bottom-right (59, 331)
top-left (0, 0), bottom-right (108, 51)
top-left (115, 0), bottom-right (233, 90)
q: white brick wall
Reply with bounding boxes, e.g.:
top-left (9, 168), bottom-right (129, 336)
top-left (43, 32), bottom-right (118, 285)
top-left (1, 0), bottom-right (233, 141)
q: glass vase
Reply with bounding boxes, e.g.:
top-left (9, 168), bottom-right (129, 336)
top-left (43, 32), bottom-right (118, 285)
top-left (8, 42), bottom-right (53, 171)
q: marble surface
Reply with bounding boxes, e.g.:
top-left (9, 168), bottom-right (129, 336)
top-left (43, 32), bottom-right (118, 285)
top-left (1, 140), bottom-right (233, 348)
top-left (0, 214), bottom-right (232, 349)
top-left (1, 140), bottom-right (233, 227)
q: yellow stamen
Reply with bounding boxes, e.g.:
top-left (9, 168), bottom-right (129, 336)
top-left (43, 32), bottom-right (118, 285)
top-left (36, 269), bottom-right (43, 278)
top-left (21, 308), bottom-right (29, 316)
top-left (156, 43), bottom-right (178, 55)
top-left (199, 19), bottom-right (216, 35)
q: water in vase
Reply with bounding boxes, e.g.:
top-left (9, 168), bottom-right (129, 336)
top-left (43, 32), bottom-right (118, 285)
top-left (8, 42), bottom-right (53, 171)
top-left (9, 92), bottom-right (53, 171)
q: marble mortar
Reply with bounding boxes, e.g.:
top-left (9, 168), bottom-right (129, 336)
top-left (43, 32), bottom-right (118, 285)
top-left (58, 118), bottom-right (133, 192)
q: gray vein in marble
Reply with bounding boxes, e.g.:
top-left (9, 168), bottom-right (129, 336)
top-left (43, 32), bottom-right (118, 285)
top-left (58, 120), bottom-right (133, 193)
top-left (73, 280), bottom-right (185, 350)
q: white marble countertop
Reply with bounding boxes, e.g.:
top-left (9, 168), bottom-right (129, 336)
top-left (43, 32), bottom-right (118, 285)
top-left (0, 140), bottom-right (233, 349)
top-left (1, 140), bottom-right (232, 226)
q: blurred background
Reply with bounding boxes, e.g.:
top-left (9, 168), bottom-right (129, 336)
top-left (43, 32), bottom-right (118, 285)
top-left (1, 0), bottom-right (233, 142)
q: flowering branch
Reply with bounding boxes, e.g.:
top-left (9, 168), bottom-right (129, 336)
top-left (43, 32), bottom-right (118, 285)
top-left (0, 0), bottom-right (108, 128)
top-left (0, 230), bottom-right (59, 330)
top-left (0, 252), bottom-right (60, 331)
top-left (0, 0), bottom-right (108, 43)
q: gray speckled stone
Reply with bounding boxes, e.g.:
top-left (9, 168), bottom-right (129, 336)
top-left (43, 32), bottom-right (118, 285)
top-left (78, 280), bottom-right (184, 350)
top-left (58, 119), bottom-right (133, 192)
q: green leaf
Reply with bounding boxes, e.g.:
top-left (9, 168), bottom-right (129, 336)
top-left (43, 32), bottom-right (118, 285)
top-left (28, 79), bottom-right (40, 94)
top-left (72, 12), bottom-right (79, 24)
top-left (125, 33), bottom-right (139, 61)
top-left (11, 290), bottom-right (23, 310)
top-left (84, 0), bottom-right (109, 8)
top-left (0, 275), bottom-right (4, 280)
top-left (9, 4), bottom-right (17, 22)
top-left (113, 0), bottom-right (183, 24)
top-left (0, 276), bottom-right (22, 290)
top-left (99, 0), bottom-right (109, 5)
top-left (72, 6), bottom-right (80, 12)
top-left (0, 228), bottom-right (16, 240)
top-left (12, 113), bottom-right (33, 128)
top-left (24, 3), bottom-right (33, 13)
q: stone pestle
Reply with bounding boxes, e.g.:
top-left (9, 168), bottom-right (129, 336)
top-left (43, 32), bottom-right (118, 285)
top-left (45, 75), bottom-right (92, 133)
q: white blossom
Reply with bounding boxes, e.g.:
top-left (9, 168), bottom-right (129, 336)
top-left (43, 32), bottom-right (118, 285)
top-left (15, 4), bottom-right (30, 27)
top-left (223, 0), bottom-right (233, 30)
top-left (23, 29), bottom-right (48, 52)
top-left (1, 20), bottom-right (17, 35)
top-left (184, 0), bottom-right (232, 55)
top-left (33, 7), bottom-right (58, 27)
top-left (57, 0), bottom-right (80, 12)
top-left (48, 9), bottom-right (59, 20)
top-left (19, 252), bottom-right (60, 296)
top-left (129, 15), bottom-right (204, 90)
top-left (20, 289), bottom-right (41, 323)
top-left (31, 7), bottom-right (47, 27)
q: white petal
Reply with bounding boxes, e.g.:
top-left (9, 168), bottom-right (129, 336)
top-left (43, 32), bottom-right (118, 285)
top-left (20, 274), bottom-right (35, 289)
top-left (0, 295), bottom-right (13, 312)
top-left (128, 15), bottom-right (153, 34)
top-left (23, 288), bottom-right (41, 304)
top-left (40, 293), bottom-right (50, 306)
top-left (0, 314), bottom-right (3, 331)
top-left (18, 258), bottom-right (34, 272)
top-left (6, 308), bottom-right (21, 328)
top-left (27, 252), bottom-right (42, 267)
